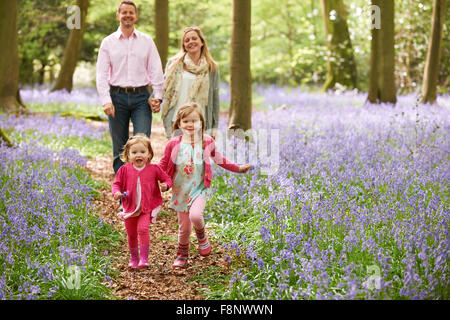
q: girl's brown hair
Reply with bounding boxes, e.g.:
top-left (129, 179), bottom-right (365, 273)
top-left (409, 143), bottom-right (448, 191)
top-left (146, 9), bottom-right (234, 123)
top-left (172, 102), bottom-right (206, 138)
top-left (119, 133), bottom-right (154, 163)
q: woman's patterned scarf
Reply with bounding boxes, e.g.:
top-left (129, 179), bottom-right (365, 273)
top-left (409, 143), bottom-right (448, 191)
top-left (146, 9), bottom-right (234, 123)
top-left (162, 53), bottom-right (210, 120)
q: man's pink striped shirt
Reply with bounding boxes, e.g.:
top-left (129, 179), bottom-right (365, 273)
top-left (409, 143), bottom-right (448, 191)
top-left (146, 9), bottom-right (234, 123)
top-left (96, 27), bottom-right (164, 106)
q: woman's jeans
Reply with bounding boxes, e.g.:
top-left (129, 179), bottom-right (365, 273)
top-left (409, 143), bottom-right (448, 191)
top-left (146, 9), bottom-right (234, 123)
top-left (109, 88), bottom-right (152, 174)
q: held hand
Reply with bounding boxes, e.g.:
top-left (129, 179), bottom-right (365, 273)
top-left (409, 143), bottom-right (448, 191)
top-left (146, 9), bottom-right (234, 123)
top-left (113, 192), bottom-right (122, 200)
top-left (238, 164), bottom-right (252, 173)
top-left (103, 103), bottom-right (115, 118)
top-left (149, 98), bottom-right (161, 113)
top-left (160, 183), bottom-right (168, 192)
top-left (211, 129), bottom-right (218, 140)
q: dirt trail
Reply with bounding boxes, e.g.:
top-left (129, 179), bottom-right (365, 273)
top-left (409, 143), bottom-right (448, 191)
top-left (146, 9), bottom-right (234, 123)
top-left (86, 121), bottom-right (229, 300)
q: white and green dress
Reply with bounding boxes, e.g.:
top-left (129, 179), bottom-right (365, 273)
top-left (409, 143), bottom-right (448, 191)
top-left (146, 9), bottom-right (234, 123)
top-left (170, 141), bottom-right (211, 213)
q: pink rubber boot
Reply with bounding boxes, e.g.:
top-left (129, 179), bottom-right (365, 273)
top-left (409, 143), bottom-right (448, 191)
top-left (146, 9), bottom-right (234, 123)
top-left (138, 245), bottom-right (149, 268)
top-left (128, 247), bottom-right (139, 269)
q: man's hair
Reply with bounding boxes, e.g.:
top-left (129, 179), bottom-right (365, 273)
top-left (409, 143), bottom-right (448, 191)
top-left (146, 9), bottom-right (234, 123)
top-left (117, 1), bottom-right (137, 13)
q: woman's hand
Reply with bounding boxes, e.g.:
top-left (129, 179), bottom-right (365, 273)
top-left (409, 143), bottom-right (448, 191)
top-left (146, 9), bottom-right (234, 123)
top-left (149, 98), bottom-right (161, 113)
top-left (113, 192), bottom-right (123, 200)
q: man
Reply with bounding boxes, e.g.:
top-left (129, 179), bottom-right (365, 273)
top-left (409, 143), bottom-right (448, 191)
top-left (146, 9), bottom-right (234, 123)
top-left (96, 1), bottom-right (163, 174)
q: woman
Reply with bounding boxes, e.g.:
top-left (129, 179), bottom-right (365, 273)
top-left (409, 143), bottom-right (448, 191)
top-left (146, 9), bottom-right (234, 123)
top-left (161, 26), bottom-right (220, 139)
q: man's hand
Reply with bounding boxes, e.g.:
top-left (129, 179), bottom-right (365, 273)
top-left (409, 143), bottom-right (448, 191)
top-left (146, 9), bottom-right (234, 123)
top-left (149, 98), bottom-right (161, 113)
top-left (103, 103), bottom-right (115, 118)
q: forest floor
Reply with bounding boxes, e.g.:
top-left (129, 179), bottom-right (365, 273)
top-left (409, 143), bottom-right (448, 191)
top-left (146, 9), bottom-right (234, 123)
top-left (86, 121), bottom-right (230, 300)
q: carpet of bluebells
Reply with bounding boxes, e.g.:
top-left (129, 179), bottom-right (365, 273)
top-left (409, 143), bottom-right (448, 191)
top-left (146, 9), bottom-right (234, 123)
top-left (0, 108), bottom-right (119, 299)
top-left (1, 84), bottom-right (449, 300)
top-left (209, 87), bottom-right (449, 300)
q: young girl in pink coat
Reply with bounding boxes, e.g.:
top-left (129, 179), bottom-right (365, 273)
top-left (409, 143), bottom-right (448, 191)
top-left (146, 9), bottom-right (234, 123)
top-left (159, 103), bottom-right (251, 269)
top-left (112, 134), bottom-right (172, 269)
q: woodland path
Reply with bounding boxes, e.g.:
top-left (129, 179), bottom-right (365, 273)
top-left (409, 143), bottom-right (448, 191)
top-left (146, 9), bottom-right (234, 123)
top-left (86, 121), bottom-right (230, 300)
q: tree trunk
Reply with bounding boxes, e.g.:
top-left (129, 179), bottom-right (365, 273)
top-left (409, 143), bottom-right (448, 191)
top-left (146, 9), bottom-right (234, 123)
top-left (51, 0), bottom-right (89, 92)
top-left (0, 127), bottom-right (13, 147)
top-left (320, 0), bottom-right (358, 91)
top-left (228, 0), bottom-right (252, 132)
top-left (0, 0), bottom-right (24, 113)
top-left (367, 0), bottom-right (397, 104)
top-left (421, 0), bottom-right (446, 104)
top-left (367, 6), bottom-right (380, 103)
top-left (154, 0), bottom-right (169, 69)
top-left (38, 65), bottom-right (46, 85)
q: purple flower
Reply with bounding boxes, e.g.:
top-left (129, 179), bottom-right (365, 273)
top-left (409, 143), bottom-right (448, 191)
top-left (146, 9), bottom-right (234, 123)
top-left (211, 87), bottom-right (449, 300)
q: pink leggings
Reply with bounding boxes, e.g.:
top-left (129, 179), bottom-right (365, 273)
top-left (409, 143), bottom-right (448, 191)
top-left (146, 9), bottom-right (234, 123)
top-left (177, 196), bottom-right (206, 245)
top-left (124, 211), bottom-right (150, 249)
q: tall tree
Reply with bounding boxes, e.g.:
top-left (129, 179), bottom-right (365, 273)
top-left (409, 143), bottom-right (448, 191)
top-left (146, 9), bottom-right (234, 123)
top-left (154, 0), bottom-right (169, 69)
top-left (18, 0), bottom-right (68, 86)
top-left (421, 0), bottom-right (446, 104)
top-left (51, 0), bottom-right (89, 92)
top-left (320, 0), bottom-right (358, 91)
top-left (0, 0), bottom-right (24, 113)
top-left (367, 0), bottom-right (397, 104)
top-left (0, 127), bottom-right (13, 147)
top-left (228, 0), bottom-right (252, 132)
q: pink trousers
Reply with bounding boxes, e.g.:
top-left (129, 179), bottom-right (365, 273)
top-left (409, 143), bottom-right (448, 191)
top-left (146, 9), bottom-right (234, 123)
top-left (124, 211), bottom-right (150, 249)
top-left (177, 196), bottom-right (206, 245)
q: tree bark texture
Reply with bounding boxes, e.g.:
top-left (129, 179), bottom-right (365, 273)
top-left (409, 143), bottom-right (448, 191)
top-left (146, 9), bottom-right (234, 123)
top-left (367, 0), bottom-right (397, 104)
top-left (421, 0), bottom-right (446, 104)
top-left (51, 0), bottom-right (89, 92)
top-left (228, 0), bottom-right (252, 132)
top-left (320, 0), bottom-right (358, 91)
top-left (154, 0), bottom-right (169, 69)
top-left (0, 0), bottom-right (22, 112)
top-left (0, 127), bottom-right (13, 147)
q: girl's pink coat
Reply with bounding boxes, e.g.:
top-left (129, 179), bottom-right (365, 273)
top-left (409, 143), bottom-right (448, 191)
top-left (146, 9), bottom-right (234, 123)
top-left (158, 134), bottom-right (240, 188)
top-left (112, 163), bottom-right (172, 214)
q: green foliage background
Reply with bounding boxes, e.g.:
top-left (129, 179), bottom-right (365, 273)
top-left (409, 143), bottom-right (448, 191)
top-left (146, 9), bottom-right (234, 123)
top-left (18, 0), bottom-right (449, 93)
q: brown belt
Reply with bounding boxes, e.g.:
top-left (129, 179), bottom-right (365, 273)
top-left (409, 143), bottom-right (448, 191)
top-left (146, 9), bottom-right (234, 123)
top-left (110, 85), bottom-right (148, 94)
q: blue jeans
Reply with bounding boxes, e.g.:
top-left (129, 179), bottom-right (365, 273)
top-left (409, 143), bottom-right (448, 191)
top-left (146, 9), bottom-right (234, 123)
top-left (109, 89), bottom-right (152, 174)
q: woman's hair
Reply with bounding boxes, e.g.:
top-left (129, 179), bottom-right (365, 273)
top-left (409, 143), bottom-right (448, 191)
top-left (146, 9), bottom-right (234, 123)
top-left (172, 102), bottom-right (206, 137)
top-left (119, 133), bottom-right (154, 163)
top-left (173, 26), bottom-right (217, 73)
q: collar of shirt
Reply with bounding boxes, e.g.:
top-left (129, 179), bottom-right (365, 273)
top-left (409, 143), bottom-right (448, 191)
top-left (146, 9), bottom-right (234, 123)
top-left (114, 26), bottom-right (139, 40)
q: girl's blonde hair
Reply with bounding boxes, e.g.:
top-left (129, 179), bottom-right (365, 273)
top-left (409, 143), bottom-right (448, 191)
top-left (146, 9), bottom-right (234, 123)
top-left (172, 102), bottom-right (206, 137)
top-left (120, 133), bottom-right (154, 163)
top-left (172, 26), bottom-right (217, 73)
